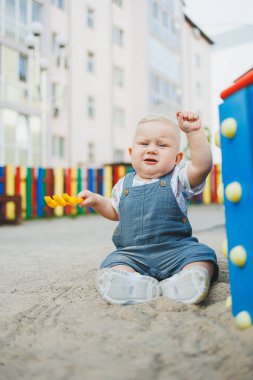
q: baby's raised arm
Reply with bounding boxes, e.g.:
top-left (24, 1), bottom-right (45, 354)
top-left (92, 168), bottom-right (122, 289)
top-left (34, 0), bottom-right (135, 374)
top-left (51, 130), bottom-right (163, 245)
top-left (78, 190), bottom-right (119, 221)
top-left (176, 111), bottom-right (213, 188)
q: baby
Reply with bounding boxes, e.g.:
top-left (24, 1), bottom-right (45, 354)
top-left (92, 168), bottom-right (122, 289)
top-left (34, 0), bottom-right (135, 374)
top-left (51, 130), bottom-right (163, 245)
top-left (78, 112), bottom-right (219, 305)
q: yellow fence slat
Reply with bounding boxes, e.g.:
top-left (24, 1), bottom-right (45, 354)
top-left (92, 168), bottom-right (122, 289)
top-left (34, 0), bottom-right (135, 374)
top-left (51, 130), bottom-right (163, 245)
top-left (118, 165), bottom-right (126, 179)
top-left (54, 168), bottom-right (64, 217)
top-left (202, 173), bottom-right (212, 204)
top-left (5, 165), bottom-right (15, 220)
top-left (20, 166), bottom-right (27, 219)
top-left (104, 165), bottom-right (113, 198)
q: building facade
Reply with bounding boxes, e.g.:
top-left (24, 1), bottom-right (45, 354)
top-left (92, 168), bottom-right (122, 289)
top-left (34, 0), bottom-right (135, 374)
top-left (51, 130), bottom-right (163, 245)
top-left (0, 1), bottom-right (213, 168)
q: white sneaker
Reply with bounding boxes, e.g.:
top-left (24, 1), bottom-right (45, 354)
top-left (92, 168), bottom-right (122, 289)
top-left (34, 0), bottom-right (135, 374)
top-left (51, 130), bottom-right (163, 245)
top-left (160, 266), bottom-right (210, 304)
top-left (96, 268), bottom-right (161, 305)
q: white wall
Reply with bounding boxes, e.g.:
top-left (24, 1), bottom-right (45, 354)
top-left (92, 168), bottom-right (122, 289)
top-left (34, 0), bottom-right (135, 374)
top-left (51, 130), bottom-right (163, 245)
top-left (211, 41), bottom-right (253, 163)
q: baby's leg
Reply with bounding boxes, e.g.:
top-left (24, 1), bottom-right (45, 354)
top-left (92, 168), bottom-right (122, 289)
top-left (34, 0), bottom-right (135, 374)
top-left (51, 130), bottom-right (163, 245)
top-left (183, 260), bottom-right (215, 279)
top-left (160, 262), bottom-right (214, 305)
top-left (111, 264), bottom-right (138, 273)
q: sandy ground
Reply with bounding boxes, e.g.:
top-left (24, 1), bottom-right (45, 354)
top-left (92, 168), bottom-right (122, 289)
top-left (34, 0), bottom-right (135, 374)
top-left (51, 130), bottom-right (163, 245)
top-left (0, 205), bottom-right (253, 380)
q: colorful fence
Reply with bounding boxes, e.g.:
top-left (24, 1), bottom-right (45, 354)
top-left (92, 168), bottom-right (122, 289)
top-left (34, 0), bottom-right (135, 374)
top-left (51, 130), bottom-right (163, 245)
top-left (0, 163), bottom-right (221, 222)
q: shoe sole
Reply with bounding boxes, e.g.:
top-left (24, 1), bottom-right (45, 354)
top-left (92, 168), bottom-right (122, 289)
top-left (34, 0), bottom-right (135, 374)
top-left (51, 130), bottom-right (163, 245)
top-left (160, 266), bottom-right (210, 304)
top-left (96, 268), bottom-right (161, 305)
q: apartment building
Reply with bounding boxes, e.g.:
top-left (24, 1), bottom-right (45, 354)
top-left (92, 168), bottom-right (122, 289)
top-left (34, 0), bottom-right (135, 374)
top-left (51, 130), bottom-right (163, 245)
top-left (0, 1), bottom-right (213, 168)
top-left (70, 0), bottom-right (183, 166)
top-left (0, 0), bottom-right (69, 168)
top-left (181, 15), bottom-right (214, 130)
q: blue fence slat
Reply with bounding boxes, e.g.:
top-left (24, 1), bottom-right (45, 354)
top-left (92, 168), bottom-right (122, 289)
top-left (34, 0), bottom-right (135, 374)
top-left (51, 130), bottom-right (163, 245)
top-left (37, 168), bottom-right (45, 217)
top-left (0, 166), bottom-right (5, 195)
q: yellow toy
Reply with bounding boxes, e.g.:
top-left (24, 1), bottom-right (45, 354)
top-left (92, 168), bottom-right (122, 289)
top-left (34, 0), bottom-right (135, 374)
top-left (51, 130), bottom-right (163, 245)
top-left (44, 193), bottom-right (83, 208)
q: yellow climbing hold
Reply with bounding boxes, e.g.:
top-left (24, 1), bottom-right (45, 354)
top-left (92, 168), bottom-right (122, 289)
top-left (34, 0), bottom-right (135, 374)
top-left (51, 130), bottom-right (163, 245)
top-left (214, 130), bottom-right (220, 148)
top-left (221, 239), bottom-right (228, 258)
top-left (225, 182), bottom-right (242, 203)
top-left (230, 245), bottom-right (247, 267)
top-left (225, 295), bottom-right (232, 310)
top-left (221, 117), bottom-right (237, 139)
top-left (235, 311), bottom-right (252, 330)
top-left (217, 183), bottom-right (224, 204)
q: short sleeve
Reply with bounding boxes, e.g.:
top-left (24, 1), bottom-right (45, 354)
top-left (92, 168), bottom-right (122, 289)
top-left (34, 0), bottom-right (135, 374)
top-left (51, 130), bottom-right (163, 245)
top-left (111, 177), bottom-right (124, 215)
top-left (177, 161), bottom-right (206, 199)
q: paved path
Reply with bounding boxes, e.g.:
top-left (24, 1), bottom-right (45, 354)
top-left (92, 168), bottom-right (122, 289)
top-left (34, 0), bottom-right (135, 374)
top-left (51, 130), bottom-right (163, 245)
top-left (2, 205), bottom-right (252, 380)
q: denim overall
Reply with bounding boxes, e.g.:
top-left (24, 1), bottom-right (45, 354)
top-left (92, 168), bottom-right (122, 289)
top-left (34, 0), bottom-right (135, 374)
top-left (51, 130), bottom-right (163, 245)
top-left (101, 170), bottom-right (219, 281)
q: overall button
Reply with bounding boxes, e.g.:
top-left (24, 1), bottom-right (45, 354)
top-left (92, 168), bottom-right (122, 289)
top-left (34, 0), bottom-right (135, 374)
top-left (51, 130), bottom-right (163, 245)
top-left (124, 189), bottom-right (129, 196)
top-left (181, 217), bottom-right (188, 224)
top-left (160, 180), bottom-right (167, 187)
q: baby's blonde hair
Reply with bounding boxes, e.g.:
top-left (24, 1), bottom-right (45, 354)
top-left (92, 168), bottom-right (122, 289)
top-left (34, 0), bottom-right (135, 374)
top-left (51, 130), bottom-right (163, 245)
top-left (136, 114), bottom-right (181, 150)
top-left (137, 114), bottom-right (177, 128)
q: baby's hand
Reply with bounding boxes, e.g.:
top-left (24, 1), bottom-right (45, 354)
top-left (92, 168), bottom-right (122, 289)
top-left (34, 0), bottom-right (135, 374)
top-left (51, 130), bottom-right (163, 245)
top-left (77, 189), bottom-right (98, 207)
top-left (176, 111), bottom-right (201, 134)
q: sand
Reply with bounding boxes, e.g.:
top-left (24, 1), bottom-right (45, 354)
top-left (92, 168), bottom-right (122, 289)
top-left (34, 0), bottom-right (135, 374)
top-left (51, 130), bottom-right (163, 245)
top-left (0, 208), bottom-right (253, 380)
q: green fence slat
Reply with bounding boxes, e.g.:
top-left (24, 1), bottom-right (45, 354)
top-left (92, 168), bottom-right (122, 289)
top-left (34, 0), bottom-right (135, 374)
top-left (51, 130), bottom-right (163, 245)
top-left (26, 167), bottom-right (32, 219)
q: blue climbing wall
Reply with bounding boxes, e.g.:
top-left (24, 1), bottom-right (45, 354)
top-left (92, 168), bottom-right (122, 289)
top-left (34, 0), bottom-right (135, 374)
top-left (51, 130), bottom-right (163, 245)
top-left (219, 83), bottom-right (253, 321)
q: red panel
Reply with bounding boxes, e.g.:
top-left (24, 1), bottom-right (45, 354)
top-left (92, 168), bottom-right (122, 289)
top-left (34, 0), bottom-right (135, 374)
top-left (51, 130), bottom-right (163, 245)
top-left (44, 168), bottom-right (54, 216)
top-left (15, 167), bottom-right (21, 195)
top-left (211, 165), bottom-right (218, 203)
top-left (32, 168), bottom-right (37, 218)
top-left (220, 69), bottom-right (253, 99)
top-left (64, 168), bottom-right (72, 215)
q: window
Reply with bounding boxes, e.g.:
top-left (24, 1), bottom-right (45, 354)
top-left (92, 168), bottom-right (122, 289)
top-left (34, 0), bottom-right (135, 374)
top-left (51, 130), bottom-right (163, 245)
top-left (87, 51), bottom-right (95, 73)
top-left (195, 54), bottom-right (201, 68)
top-left (6, 0), bottom-right (15, 19)
top-left (151, 73), bottom-right (160, 93)
top-left (87, 7), bottom-right (94, 28)
top-left (152, 1), bottom-right (158, 19)
top-left (196, 82), bottom-right (201, 97)
top-left (114, 149), bottom-right (124, 162)
top-left (162, 10), bottom-right (168, 28)
top-left (51, 33), bottom-right (58, 53)
top-left (52, 0), bottom-right (65, 9)
top-left (171, 19), bottom-right (178, 35)
top-left (32, 1), bottom-right (42, 22)
top-left (5, 0), bottom-right (15, 37)
top-left (113, 0), bottom-right (123, 7)
top-left (19, 54), bottom-right (27, 82)
top-left (87, 142), bottom-right (95, 163)
top-left (113, 66), bottom-right (124, 87)
top-left (113, 107), bottom-right (125, 128)
top-left (113, 25), bottom-right (124, 47)
top-left (52, 136), bottom-right (65, 158)
top-left (87, 96), bottom-right (95, 118)
top-left (20, 0), bottom-right (27, 24)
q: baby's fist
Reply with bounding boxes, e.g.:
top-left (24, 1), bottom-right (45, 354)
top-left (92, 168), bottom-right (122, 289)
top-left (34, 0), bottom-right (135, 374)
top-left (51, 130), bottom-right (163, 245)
top-left (176, 111), bottom-right (201, 133)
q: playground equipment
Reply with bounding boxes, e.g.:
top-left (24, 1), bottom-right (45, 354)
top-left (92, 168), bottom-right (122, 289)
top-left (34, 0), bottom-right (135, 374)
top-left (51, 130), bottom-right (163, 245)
top-left (219, 68), bottom-right (253, 329)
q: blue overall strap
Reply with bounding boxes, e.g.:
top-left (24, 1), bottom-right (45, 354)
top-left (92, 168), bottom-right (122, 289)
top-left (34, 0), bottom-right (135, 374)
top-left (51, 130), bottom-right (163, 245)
top-left (122, 172), bottom-right (135, 190)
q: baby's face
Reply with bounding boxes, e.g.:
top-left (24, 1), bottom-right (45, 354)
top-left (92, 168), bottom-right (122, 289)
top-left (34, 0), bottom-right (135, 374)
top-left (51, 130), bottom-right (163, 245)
top-left (129, 120), bottom-right (182, 180)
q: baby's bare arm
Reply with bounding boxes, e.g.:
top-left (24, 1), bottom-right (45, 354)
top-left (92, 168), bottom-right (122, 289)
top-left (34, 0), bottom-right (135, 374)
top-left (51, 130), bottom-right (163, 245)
top-left (78, 190), bottom-right (119, 221)
top-left (177, 111), bottom-right (213, 188)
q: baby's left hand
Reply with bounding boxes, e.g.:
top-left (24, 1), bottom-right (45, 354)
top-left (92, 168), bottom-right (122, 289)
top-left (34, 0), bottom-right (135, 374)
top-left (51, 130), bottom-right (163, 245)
top-left (176, 111), bottom-right (201, 133)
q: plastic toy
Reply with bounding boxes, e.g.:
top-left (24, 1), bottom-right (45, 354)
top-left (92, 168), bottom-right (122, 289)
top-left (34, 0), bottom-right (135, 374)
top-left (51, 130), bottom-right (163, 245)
top-left (219, 68), bottom-right (253, 330)
top-left (44, 193), bottom-right (83, 208)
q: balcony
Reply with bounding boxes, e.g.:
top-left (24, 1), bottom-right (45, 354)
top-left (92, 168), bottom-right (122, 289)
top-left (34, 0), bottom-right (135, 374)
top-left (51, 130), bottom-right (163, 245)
top-left (0, 76), bottom-right (41, 111)
top-left (0, 14), bottom-right (28, 45)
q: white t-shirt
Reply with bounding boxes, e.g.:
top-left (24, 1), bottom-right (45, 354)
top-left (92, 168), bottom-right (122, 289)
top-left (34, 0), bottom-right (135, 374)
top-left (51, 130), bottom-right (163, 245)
top-left (111, 161), bottom-right (205, 216)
